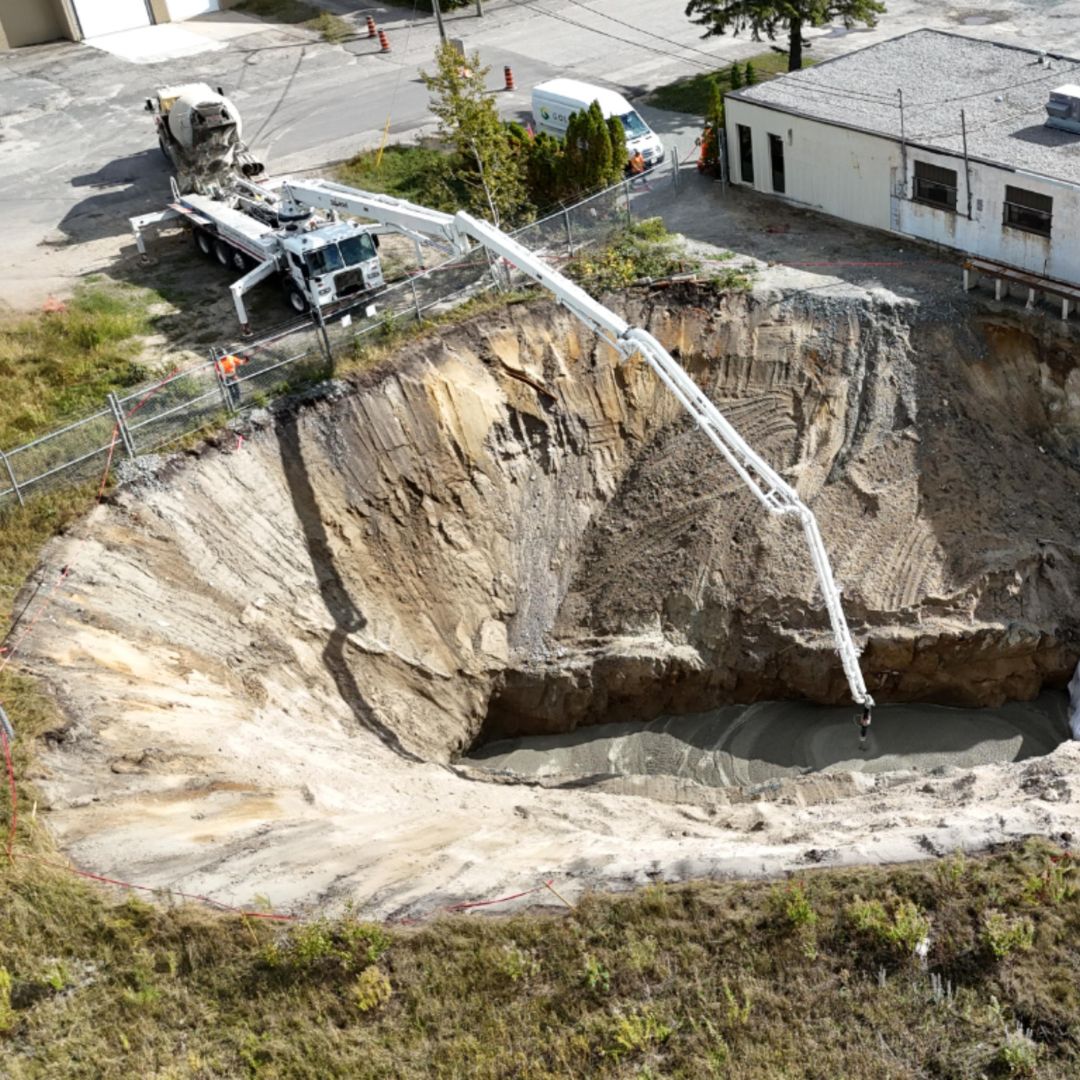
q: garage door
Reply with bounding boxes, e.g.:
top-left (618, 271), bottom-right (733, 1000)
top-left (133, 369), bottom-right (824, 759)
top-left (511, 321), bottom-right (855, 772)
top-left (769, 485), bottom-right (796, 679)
top-left (73, 0), bottom-right (152, 38)
top-left (166, 0), bottom-right (221, 20)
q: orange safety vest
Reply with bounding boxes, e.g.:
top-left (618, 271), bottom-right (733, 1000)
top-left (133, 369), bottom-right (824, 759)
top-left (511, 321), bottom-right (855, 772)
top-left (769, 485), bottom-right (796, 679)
top-left (629, 153), bottom-right (645, 175)
top-left (218, 354), bottom-right (246, 377)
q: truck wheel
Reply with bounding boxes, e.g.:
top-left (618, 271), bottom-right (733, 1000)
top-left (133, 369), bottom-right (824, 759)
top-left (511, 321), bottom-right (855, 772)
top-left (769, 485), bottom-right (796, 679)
top-left (285, 283), bottom-right (309, 314)
top-left (214, 240), bottom-right (232, 267)
top-left (194, 229), bottom-right (214, 258)
top-left (229, 248), bottom-right (249, 273)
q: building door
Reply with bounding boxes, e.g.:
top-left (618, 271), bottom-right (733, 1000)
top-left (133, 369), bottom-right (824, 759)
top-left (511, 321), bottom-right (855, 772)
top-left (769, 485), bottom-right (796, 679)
top-left (72, 0), bottom-right (152, 38)
top-left (165, 0), bottom-right (221, 20)
top-left (737, 125), bottom-right (754, 185)
top-left (769, 134), bottom-right (785, 194)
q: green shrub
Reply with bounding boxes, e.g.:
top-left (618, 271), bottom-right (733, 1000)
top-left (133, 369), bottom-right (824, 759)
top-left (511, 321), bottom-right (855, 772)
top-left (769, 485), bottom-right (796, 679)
top-left (0, 966), bottom-right (14, 1034)
top-left (496, 944), bottom-right (541, 984)
top-left (582, 955), bottom-right (611, 993)
top-left (722, 981), bottom-right (752, 1026)
top-left (263, 917), bottom-right (391, 975)
top-left (606, 1009), bottom-right (674, 1061)
top-left (353, 965), bottom-right (392, 1013)
top-left (846, 896), bottom-right (930, 962)
top-left (568, 218), bottom-right (695, 292)
top-left (981, 911), bottom-right (1035, 960)
top-left (997, 1024), bottom-right (1041, 1077)
top-left (1024, 852), bottom-right (1076, 905)
top-left (771, 881), bottom-right (818, 930)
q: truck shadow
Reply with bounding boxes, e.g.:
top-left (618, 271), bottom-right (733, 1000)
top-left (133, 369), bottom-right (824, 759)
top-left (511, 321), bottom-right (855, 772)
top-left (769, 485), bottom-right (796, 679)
top-left (55, 149), bottom-right (170, 244)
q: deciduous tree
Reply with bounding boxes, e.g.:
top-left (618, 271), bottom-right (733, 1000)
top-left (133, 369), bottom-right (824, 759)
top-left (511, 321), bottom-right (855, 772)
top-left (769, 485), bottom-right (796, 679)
top-left (420, 43), bottom-right (528, 225)
top-left (685, 0), bottom-right (886, 71)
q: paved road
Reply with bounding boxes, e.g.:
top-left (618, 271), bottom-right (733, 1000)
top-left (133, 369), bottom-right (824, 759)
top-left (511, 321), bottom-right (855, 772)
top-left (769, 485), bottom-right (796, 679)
top-left (2, 0), bottom-right (1078, 307)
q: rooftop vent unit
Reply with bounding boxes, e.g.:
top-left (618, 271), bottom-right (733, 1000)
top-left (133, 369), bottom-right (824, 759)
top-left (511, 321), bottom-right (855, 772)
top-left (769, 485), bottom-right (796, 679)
top-left (1045, 84), bottom-right (1080, 133)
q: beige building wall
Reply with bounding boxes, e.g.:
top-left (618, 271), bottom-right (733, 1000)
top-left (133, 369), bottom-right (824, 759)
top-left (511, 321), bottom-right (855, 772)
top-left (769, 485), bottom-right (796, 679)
top-left (725, 98), bottom-right (897, 233)
top-left (0, 0), bottom-right (79, 48)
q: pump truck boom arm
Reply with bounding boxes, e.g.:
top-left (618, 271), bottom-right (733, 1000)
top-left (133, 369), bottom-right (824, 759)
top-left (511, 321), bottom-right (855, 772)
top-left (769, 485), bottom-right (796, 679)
top-left (280, 179), bottom-right (875, 712)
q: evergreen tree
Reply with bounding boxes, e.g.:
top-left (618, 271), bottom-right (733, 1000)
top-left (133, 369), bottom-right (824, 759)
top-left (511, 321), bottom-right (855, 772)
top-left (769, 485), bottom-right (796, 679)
top-left (523, 131), bottom-right (562, 209)
top-left (729, 62), bottom-right (743, 89)
top-left (744, 61), bottom-right (757, 85)
top-left (686, 0), bottom-right (886, 72)
top-left (606, 115), bottom-right (627, 183)
top-left (558, 109), bottom-right (587, 198)
top-left (702, 80), bottom-right (724, 176)
top-left (586, 101), bottom-right (612, 191)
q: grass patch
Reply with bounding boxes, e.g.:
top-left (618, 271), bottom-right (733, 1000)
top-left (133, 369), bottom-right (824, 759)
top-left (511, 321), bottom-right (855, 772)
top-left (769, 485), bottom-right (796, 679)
top-left (648, 51), bottom-right (810, 115)
top-left (233, 0), bottom-right (352, 42)
top-left (1, 840), bottom-right (1079, 1076)
top-left (0, 282), bottom-right (155, 448)
top-left (336, 144), bottom-right (459, 209)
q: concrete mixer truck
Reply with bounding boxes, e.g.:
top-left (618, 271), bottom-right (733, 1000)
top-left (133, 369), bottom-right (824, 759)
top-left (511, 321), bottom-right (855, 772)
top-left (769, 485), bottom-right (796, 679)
top-left (145, 82), bottom-right (264, 194)
top-left (136, 82), bottom-right (399, 323)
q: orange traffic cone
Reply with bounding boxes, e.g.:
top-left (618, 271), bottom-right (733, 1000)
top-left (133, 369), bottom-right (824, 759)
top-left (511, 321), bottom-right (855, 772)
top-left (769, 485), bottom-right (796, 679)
top-left (504, 65), bottom-right (516, 91)
top-left (378, 29), bottom-right (390, 52)
top-left (366, 15), bottom-right (377, 37)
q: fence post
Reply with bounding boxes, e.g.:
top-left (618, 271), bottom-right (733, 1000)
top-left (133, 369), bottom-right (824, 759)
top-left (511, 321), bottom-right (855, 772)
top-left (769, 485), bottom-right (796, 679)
top-left (409, 277), bottom-right (423, 324)
top-left (564, 208), bottom-right (574, 257)
top-left (0, 448), bottom-right (23, 507)
top-left (624, 179), bottom-right (632, 226)
top-left (312, 307), bottom-right (333, 367)
top-left (107, 392), bottom-right (137, 459)
top-left (210, 350), bottom-right (235, 414)
top-left (672, 144), bottom-right (679, 191)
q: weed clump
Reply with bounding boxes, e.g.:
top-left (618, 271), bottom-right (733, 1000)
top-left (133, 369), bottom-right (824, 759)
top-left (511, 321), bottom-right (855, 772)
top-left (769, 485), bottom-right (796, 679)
top-left (353, 965), bottom-right (392, 1013)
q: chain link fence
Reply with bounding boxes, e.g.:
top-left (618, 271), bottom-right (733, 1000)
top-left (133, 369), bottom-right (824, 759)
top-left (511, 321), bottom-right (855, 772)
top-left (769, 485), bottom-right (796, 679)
top-left (0, 167), bottom-right (679, 508)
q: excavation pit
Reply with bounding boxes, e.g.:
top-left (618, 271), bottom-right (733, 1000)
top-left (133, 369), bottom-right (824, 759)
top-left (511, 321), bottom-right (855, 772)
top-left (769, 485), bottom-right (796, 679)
top-left (20, 278), bottom-right (1080, 913)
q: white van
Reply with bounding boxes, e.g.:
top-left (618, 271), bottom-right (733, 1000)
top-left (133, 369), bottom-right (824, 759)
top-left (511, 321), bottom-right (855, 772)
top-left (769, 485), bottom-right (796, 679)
top-left (531, 78), bottom-right (665, 168)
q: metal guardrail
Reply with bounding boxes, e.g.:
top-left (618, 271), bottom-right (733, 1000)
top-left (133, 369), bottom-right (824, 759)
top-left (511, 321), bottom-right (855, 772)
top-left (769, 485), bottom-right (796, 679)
top-left (0, 172), bottom-right (675, 508)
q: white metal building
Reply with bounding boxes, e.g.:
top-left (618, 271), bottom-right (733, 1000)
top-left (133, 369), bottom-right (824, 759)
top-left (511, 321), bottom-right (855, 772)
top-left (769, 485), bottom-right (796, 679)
top-left (725, 30), bottom-right (1080, 289)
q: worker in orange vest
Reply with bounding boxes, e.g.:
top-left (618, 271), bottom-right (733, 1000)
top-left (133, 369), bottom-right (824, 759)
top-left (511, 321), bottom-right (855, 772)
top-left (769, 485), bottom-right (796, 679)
top-left (217, 352), bottom-right (248, 406)
top-left (626, 149), bottom-right (647, 189)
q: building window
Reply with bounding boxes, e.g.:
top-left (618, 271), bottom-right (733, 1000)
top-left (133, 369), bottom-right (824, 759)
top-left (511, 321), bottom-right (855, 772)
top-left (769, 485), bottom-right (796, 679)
top-left (1003, 185), bottom-right (1052, 237)
top-left (738, 125), bottom-right (754, 185)
top-left (913, 160), bottom-right (958, 211)
top-left (768, 134), bottom-right (785, 194)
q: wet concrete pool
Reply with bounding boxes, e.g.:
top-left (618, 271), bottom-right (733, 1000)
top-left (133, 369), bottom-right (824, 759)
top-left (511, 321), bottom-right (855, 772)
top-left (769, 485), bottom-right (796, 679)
top-left (467, 693), bottom-right (1071, 788)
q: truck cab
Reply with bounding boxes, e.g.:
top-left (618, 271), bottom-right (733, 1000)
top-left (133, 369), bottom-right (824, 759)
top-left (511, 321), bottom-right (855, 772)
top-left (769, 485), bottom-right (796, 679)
top-left (279, 223), bottom-right (383, 313)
